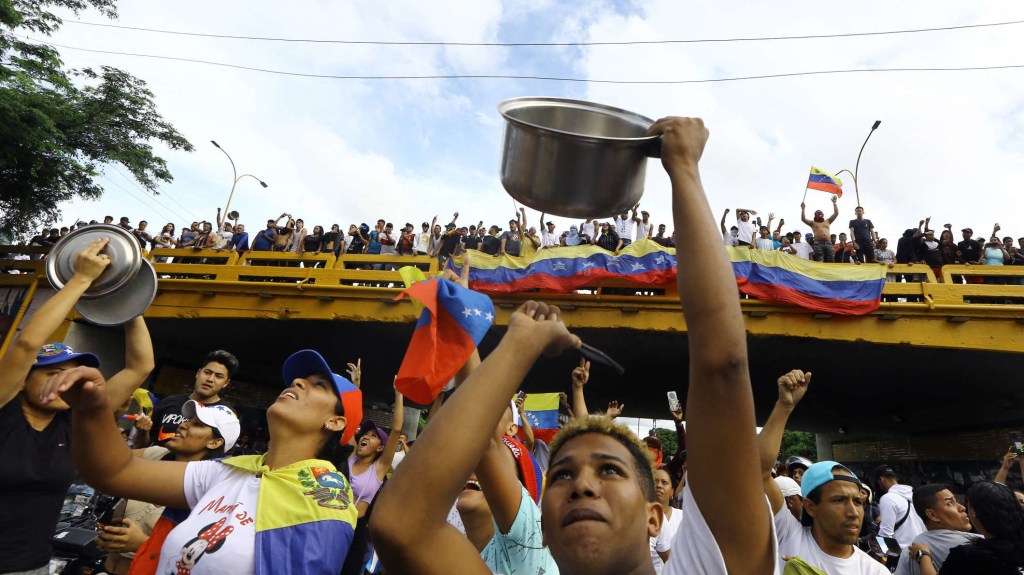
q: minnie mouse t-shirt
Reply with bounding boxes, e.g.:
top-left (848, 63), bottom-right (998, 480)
top-left (158, 461), bottom-right (257, 575)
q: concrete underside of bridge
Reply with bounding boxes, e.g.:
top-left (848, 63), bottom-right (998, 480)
top-left (74, 317), bottom-right (1024, 438)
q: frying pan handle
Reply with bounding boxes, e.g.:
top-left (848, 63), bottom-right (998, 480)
top-left (643, 136), bottom-right (662, 159)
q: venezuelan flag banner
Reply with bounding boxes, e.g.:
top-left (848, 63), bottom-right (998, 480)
top-left (807, 166), bottom-right (844, 197)
top-left (730, 248), bottom-right (886, 315)
top-left (521, 393), bottom-right (561, 443)
top-left (449, 240), bottom-right (676, 294)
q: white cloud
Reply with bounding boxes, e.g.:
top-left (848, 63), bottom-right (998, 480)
top-left (40, 0), bottom-right (1024, 242)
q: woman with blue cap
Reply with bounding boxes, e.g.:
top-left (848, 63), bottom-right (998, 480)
top-left (0, 238), bottom-right (154, 575)
top-left (40, 347), bottom-right (363, 575)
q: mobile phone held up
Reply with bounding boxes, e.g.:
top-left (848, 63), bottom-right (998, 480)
top-left (667, 391), bottom-right (681, 413)
top-left (1010, 431), bottom-right (1024, 457)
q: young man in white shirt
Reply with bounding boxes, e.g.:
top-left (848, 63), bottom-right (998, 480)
top-left (759, 370), bottom-right (888, 575)
top-left (874, 465), bottom-right (927, 554)
top-left (735, 208), bottom-right (758, 246)
top-left (539, 214), bottom-right (560, 248)
top-left (614, 204), bottom-right (638, 246)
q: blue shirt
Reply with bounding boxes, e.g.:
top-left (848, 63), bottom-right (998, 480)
top-left (367, 230), bottom-right (382, 254)
top-left (229, 232), bottom-right (250, 251)
top-left (252, 227), bottom-right (276, 251)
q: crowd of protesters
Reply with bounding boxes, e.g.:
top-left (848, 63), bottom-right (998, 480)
top-left (3, 118), bottom-right (1024, 575)
top-left (21, 196), bottom-right (1024, 286)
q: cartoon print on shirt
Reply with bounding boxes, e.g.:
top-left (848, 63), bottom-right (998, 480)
top-left (175, 517), bottom-right (234, 575)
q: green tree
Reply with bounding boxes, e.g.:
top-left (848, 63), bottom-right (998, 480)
top-left (0, 0), bottom-right (192, 238)
top-left (780, 430), bottom-right (817, 461)
top-left (651, 427), bottom-right (678, 457)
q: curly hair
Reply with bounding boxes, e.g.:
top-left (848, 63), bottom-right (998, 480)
top-left (547, 416), bottom-right (655, 502)
top-left (966, 481), bottom-right (1024, 544)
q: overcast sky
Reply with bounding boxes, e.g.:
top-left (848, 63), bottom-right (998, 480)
top-left (39, 1), bottom-right (1024, 242)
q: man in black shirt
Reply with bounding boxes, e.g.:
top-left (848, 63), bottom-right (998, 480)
top-left (151, 350), bottom-right (239, 445)
top-left (481, 226), bottom-right (502, 256)
top-left (463, 225), bottom-right (483, 251)
top-left (848, 207), bottom-right (877, 263)
top-left (956, 227), bottom-right (983, 265)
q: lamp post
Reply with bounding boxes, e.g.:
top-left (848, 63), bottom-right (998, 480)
top-left (211, 140), bottom-right (268, 219)
top-left (835, 120), bottom-right (881, 208)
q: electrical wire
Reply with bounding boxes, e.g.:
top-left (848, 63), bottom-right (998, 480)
top-left (99, 174), bottom-right (182, 224)
top-left (22, 35), bottom-right (1024, 84)
top-left (63, 17), bottom-right (1024, 46)
top-left (108, 165), bottom-right (202, 222)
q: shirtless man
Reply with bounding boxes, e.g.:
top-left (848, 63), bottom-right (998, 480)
top-left (801, 195), bottom-right (839, 263)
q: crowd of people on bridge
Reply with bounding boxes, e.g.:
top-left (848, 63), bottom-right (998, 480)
top-left (4, 118), bottom-right (1024, 575)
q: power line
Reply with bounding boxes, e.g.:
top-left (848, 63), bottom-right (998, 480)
top-left (98, 173), bottom-right (180, 224)
top-left (22, 35), bottom-right (1024, 84)
top-left (63, 17), bottom-right (1024, 46)
top-left (107, 164), bottom-right (202, 221)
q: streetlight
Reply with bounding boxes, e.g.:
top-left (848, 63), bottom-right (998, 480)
top-left (835, 120), bottom-right (881, 208)
top-left (211, 140), bottom-right (268, 219)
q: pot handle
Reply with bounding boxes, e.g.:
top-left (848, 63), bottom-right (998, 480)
top-left (643, 136), bottom-right (662, 158)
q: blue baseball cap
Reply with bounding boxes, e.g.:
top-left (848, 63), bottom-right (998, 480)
top-left (801, 460), bottom-right (862, 498)
top-left (34, 342), bottom-right (100, 369)
top-left (282, 350), bottom-right (362, 446)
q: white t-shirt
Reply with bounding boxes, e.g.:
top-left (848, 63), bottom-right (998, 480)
top-left (723, 233), bottom-right (739, 246)
top-left (380, 231), bottom-right (398, 255)
top-left (158, 461), bottom-right (258, 575)
top-left (540, 228), bottom-right (559, 248)
top-left (581, 221), bottom-right (596, 241)
top-left (793, 241), bottom-right (813, 259)
top-left (774, 507), bottom-right (888, 575)
top-left (664, 483), bottom-right (780, 575)
top-left (636, 221), bottom-right (653, 240)
top-left (413, 231), bottom-right (431, 254)
top-left (651, 506), bottom-right (684, 574)
top-left (755, 237), bottom-right (776, 251)
top-left (736, 219), bottom-right (757, 244)
top-left (615, 215), bottom-right (635, 241)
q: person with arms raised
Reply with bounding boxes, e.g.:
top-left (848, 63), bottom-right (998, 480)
top-left (758, 369), bottom-right (887, 574)
top-left (0, 238), bottom-right (155, 575)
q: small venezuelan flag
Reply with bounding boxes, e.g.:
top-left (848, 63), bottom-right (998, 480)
top-left (806, 167), bottom-right (844, 197)
top-left (520, 393), bottom-right (561, 443)
top-left (393, 278), bottom-right (494, 404)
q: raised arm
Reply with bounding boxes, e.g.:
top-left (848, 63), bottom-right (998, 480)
top-left (800, 203), bottom-right (813, 226)
top-left (720, 209), bottom-right (730, 235)
top-left (651, 116), bottom-right (773, 575)
top-left (827, 195), bottom-right (839, 223)
top-left (0, 239), bottom-right (111, 408)
top-left (370, 302), bottom-right (580, 575)
top-left (104, 317), bottom-right (156, 411)
top-left (631, 203), bottom-right (641, 223)
top-left (994, 450), bottom-right (1017, 485)
top-left (375, 387), bottom-right (404, 479)
top-left (43, 366), bottom-right (188, 509)
top-left (758, 370), bottom-right (811, 514)
top-left (663, 406), bottom-right (688, 480)
top-left (570, 358), bottom-right (590, 420)
top-left (518, 207), bottom-right (527, 231)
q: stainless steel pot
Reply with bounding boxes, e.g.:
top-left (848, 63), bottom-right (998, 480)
top-left (498, 97), bottom-right (661, 219)
top-left (45, 224), bottom-right (157, 325)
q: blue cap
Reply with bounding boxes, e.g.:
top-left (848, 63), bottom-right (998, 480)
top-left (282, 350), bottom-right (362, 446)
top-left (34, 343), bottom-right (100, 369)
top-left (801, 460), bottom-right (861, 498)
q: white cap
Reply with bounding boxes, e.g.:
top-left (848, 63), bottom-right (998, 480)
top-left (182, 400), bottom-right (241, 452)
top-left (774, 475), bottom-right (802, 498)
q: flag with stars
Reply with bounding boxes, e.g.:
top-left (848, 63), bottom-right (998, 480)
top-left (393, 277), bottom-right (494, 404)
top-left (449, 239), bottom-right (677, 294)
